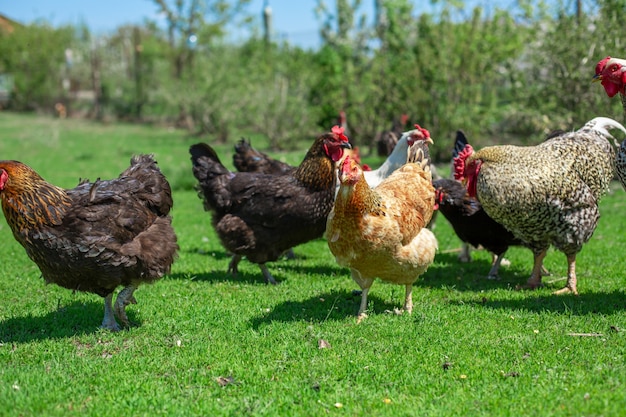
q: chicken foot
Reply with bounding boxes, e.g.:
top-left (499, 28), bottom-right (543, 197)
top-left (114, 285), bottom-right (138, 328)
top-left (487, 253), bottom-right (506, 280)
top-left (227, 255), bottom-right (242, 276)
top-left (458, 243), bottom-right (472, 263)
top-left (397, 284), bottom-right (414, 315)
top-left (259, 264), bottom-right (278, 285)
top-left (553, 254), bottom-right (578, 295)
top-left (357, 287), bottom-right (370, 323)
top-left (101, 293), bottom-right (121, 331)
top-left (521, 249), bottom-right (548, 290)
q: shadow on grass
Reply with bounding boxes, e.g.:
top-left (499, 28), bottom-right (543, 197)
top-left (167, 270), bottom-right (270, 285)
top-left (0, 300), bottom-right (141, 343)
top-left (451, 289), bottom-right (626, 315)
top-left (249, 290), bottom-right (401, 329)
top-left (169, 260), bottom-right (345, 285)
top-left (183, 247), bottom-right (232, 260)
top-left (418, 252), bottom-right (530, 291)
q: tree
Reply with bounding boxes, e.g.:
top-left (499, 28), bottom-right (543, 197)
top-left (0, 23), bottom-right (75, 111)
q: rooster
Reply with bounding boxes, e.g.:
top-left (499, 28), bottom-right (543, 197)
top-left (0, 156), bottom-right (178, 331)
top-left (326, 136), bottom-right (437, 320)
top-left (453, 117), bottom-right (626, 294)
top-left (190, 126), bottom-right (351, 284)
top-left (594, 56), bottom-right (626, 188)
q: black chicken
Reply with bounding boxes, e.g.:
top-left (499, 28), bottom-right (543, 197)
top-left (190, 126), bottom-right (351, 284)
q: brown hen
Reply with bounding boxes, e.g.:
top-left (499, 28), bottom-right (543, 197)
top-left (0, 155), bottom-right (178, 331)
top-left (326, 135), bottom-right (437, 321)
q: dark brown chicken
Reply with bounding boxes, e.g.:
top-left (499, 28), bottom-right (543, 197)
top-left (0, 155), bottom-right (178, 331)
top-left (190, 126), bottom-right (351, 284)
top-left (232, 138), bottom-right (294, 175)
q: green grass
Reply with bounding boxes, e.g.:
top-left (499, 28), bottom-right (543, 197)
top-left (0, 112), bottom-right (625, 416)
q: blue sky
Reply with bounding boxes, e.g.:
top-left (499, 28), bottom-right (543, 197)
top-left (2, 1), bottom-right (519, 49)
top-left (3, 1), bottom-right (324, 47)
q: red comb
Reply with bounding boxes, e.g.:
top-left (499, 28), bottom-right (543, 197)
top-left (331, 125), bottom-right (349, 142)
top-left (341, 154), bottom-right (353, 173)
top-left (596, 56), bottom-right (611, 75)
top-left (453, 144), bottom-right (474, 180)
top-left (414, 124), bottom-right (431, 139)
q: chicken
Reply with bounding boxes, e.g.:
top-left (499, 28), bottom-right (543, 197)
top-left (436, 130), bottom-right (548, 277)
top-left (365, 125), bottom-right (433, 188)
top-left (232, 138), bottom-right (294, 175)
top-left (189, 126), bottom-right (351, 284)
top-left (0, 155), bottom-right (178, 331)
top-left (453, 117), bottom-right (626, 294)
top-left (376, 114), bottom-right (410, 157)
top-left (326, 137), bottom-right (437, 320)
top-left (594, 56), bottom-right (626, 120)
top-left (594, 56), bottom-right (626, 188)
top-left (433, 178), bottom-right (527, 279)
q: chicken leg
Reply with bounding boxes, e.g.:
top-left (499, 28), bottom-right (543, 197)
top-left (259, 264), bottom-right (278, 285)
top-left (522, 249), bottom-right (548, 290)
top-left (114, 285), bottom-right (138, 328)
top-left (101, 293), bottom-right (121, 331)
top-left (357, 287), bottom-right (370, 323)
top-left (351, 269), bottom-right (374, 322)
top-left (553, 254), bottom-right (578, 295)
top-left (403, 284), bottom-right (413, 314)
top-left (227, 255), bottom-right (242, 276)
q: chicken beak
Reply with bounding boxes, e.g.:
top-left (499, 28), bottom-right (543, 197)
top-left (341, 142), bottom-right (352, 150)
top-left (592, 74), bottom-right (602, 83)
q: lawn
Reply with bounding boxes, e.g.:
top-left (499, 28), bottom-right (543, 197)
top-left (0, 112), bottom-right (625, 416)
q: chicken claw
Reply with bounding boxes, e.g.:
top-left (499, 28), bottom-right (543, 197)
top-left (259, 264), bottom-right (278, 285)
top-left (101, 293), bottom-right (121, 331)
top-left (114, 285), bottom-right (138, 328)
top-left (227, 255), bottom-right (242, 277)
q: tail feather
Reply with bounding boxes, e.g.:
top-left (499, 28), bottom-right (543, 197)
top-left (233, 138), bottom-right (264, 172)
top-left (122, 154), bottom-right (173, 216)
top-left (189, 143), bottom-right (233, 212)
top-left (452, 130), bottom-right (468, 159)
top-left (190, 143), bottom-right (231, 180)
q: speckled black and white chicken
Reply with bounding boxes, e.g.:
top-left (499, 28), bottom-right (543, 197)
top-left (454, 117), bottom-right (626, 294)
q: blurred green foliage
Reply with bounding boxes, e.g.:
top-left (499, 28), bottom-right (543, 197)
top-left (1, 0), bottom-right (625, 159)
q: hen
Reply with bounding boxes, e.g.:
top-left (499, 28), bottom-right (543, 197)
top-left (453, 117), bottom-right (626, 294)
top-left (326, 137), bottom-right (437, 320)
top-left (434, 178), bottom-right (528, 279)
top-left (0, 155), bottom-right (178, 331)
top-left (190, 126), bottom-right (351, 284)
